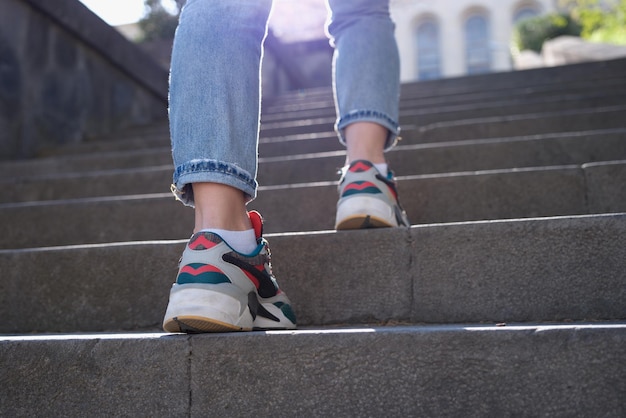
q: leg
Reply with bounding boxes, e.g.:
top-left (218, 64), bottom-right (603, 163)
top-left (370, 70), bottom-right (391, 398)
top-left (326, 0), bottom-right (401, 155)
top-left (163, 0), bottom-right (296, 333)
top-left (193, 183), bottom-right (250, 233)
top-left (169, 0), bottom-right (271, 210)
top-left (326, 0), bottom-right (409, 229)
top-left (344, 122), bottom-right (388, 164)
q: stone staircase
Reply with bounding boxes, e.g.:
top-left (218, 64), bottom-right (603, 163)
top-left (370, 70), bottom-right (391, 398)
top-left (1, 58), bottom-right (625, 417)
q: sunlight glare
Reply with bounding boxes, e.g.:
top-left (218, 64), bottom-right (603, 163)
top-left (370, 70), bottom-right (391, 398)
top-left (79, 0), bottom-right (178, 26)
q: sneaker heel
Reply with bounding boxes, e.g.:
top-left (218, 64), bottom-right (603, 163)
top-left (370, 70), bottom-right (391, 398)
top-left (163, 284), bottom-right (254, 332)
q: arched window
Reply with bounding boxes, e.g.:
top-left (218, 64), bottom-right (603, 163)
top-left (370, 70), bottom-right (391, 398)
top-left (415, 19), bottom-right (441, 80)
top-left (464, 14), bottom-right (491, 74)
top-left (514, 7), bottom-right (539, 23)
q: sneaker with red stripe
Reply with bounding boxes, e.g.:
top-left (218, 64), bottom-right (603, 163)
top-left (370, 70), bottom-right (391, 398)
top-left (335, 160), bottom-right (410, 230)
top-left (163, 211), bottom-right (297, 333)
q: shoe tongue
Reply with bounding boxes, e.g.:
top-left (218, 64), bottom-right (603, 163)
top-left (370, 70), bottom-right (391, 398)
top-left (248, 210), bottom-right (264, 239)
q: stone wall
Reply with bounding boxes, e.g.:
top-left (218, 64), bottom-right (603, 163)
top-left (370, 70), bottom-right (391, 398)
top-left (0, 0), bottom-right (169, 159)
top-left (514, 36), bottom-right (626, 70)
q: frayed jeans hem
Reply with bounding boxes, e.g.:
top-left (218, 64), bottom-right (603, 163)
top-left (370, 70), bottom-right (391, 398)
top-left (171, 160), bottom-right (257, 207)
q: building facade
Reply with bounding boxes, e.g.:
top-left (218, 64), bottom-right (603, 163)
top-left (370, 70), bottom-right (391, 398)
top-left (390, 0), bottom-right (559, 82)
top-left (113, 0), bottom-right (565, 92)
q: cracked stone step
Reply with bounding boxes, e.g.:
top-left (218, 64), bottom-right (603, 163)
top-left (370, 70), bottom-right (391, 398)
top-left (0, 214), bottom-right (624, 332)
top-left (1, 324), bottom-right (624, 417)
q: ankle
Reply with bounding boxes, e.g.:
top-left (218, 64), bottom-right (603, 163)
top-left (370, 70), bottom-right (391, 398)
top-left (344, 122), bottom-right (387, 164)
top-left (192, 183), bottom-right (251, 232)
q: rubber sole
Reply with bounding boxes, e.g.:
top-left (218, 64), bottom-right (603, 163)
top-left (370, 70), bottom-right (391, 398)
top-left (335, 195), bottom-right (398, 230)
top-left (163, 315), bottom-right (251, 333)
top-left (335, 214), bottom-right (394, 230)
top-left (162, 285), bottom-right (254, 333)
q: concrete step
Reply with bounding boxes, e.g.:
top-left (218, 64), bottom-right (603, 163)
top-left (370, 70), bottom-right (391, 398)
top-left (264, 58), bottom-right (626, 113)
top-left (3, 87), bottom-right (623, 177)
top-left (259, 104), bottom-right (626, 141)
top-left (249, 163), bottom-right (625, 232)
top-left (23, 62), bottom-right (620, 161)
top-left (1, 323), bottom-right (624, 417)
top-left (46, 127), bottom-right (170, 157)
top-left (0, 213), bottom-right (623, 333)
top-left (3, 162), bottom-right (626, 249)
top-left (584, 160), bottom-right (626, 213)
top-left (261, 129), bottom-right (626, 184)
top-left (3, 58), bottom-right (625, 418)
top-left (399, 76), bottom-right (626, 112)
top-left (3, 110), bottom-right (625, 179)
top-left (400, 91), bottom-right (626, 126)
top-left (23, 75), bottom-right (618, 161)
top-left (258, 125), bottom-right (626, 158)
top-left (0, 130), bottom-right (341, 177)
top-left (399, 56), bottom-right (626, 99)
top-left (0, 165), bottom-right (173, 203)
top-left (21, 120), bottom-right (171, 161)
top-left (0, 147), bottom-right (173, 179)
top-left (262, 80), bottom-right (626, 123)
top-left (260, 91), bottom-right (626, 141)
top-left (4, 129), bottom-right (625, 203)
top-left (405, 105), bottom-right (626, 143)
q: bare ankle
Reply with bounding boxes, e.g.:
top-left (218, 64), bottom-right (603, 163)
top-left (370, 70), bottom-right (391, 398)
top-left (345, 122), bottom-right (387, 164)
top-left (192, 183), bottom-right (251, 232)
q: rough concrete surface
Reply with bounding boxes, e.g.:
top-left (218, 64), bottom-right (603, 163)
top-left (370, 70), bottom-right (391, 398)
top-left (584, 160), bottom-right (626, 214)
top-left (0, 165), bottom-right (605, 249)
top-left (4, 325), bottom-right (623, 417)
top-left (0, 214), bottom-right (624, 333)
top-left (0, 334), bottom-right (189, 417)
top-left (188, 325), bottom-right (626, 417)
top-left (0, 241), bottom-right (185, 333)
top-left (5, 128), bottom-right (625, 203)
top-left (410, 213), bottom-right (626, 323)
top-left (408, 106), bottom-right (626, 143)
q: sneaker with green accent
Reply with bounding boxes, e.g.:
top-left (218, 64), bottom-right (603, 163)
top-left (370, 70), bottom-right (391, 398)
top-left (163, 210), bottom-right (297, 333)
top-left (335, 160), bottom-right (410, 230)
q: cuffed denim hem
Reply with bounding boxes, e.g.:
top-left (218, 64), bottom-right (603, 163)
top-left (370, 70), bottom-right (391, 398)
top-left (336, 109), bottom-right (401, 151)
top-left (171, 159), bottom-right (257, 207)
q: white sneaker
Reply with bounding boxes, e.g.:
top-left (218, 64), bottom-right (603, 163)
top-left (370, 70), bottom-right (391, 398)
top-left (335, 160), bottom-right (410, 230)
top-left (163, 211), bottom-right (297, 333)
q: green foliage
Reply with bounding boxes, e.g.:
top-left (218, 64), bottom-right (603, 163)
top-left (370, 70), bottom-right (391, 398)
top-left (511, 13), bottom-right (582, 54)
top-left (560, 0), bottom-right (626, 44)
top-left (512, 0), bottom-right (626, 54)
top-left (138, 0), bottom-right (181, 43)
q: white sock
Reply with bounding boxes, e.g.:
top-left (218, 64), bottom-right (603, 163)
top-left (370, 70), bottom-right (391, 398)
top-left (374, 163), bottom-right (388, 177)
top-left (199, 228), bottom-right (258, 254)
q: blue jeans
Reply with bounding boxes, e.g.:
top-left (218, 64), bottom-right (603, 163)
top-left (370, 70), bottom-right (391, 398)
top-left (169, 0), bottom-right (400, 206)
